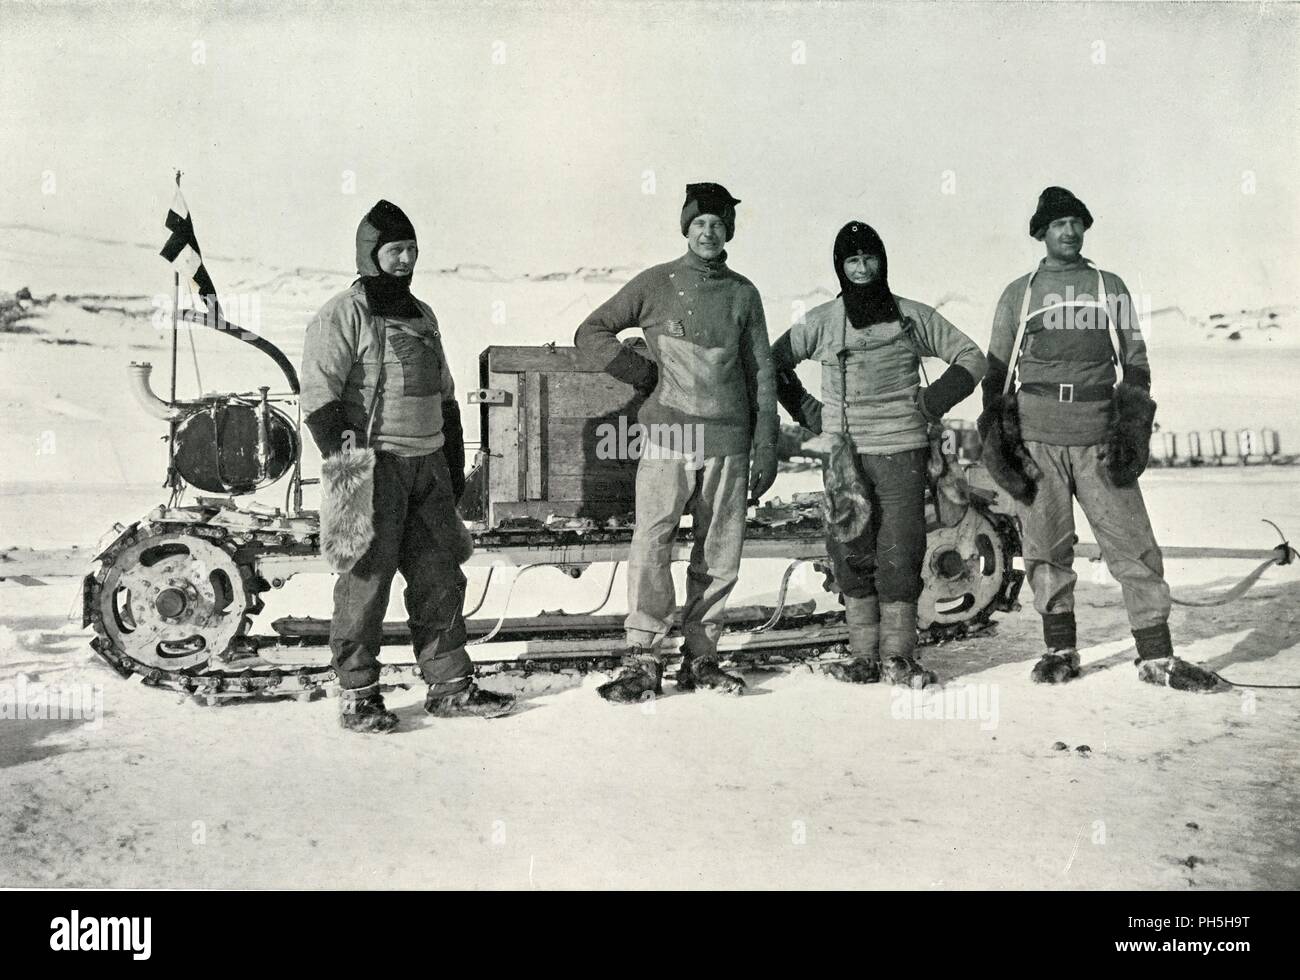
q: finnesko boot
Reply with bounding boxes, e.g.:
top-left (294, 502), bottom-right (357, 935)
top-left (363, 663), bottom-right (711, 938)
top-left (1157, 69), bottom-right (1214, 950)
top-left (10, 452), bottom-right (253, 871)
top-left (1031, 649), bottom-right (1081, 683)
top-left (1032, 611), bottom-right (1081, 684)
top-left (597, 648), bottom-right (664, 704)
top-left (879, 601), bottom-right (936, 688)
top-left (1133, 623), bottom-right (1224, 693)
top-left (678, 647), bottom-right (745, 695)
top-left (340, 683), bottom-right (399, 733)
top-left (825, 594), bottom-right (882, 684)
top-left (425, 681), bottom-right (517, 718)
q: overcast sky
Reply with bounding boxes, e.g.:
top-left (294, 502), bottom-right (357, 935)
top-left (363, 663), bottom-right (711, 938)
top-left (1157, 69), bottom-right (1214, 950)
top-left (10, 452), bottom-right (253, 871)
top-left (3, 0), bottom-right (1297, 315)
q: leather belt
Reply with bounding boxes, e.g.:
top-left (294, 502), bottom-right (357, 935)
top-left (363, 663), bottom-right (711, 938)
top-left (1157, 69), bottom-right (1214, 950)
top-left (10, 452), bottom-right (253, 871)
top-left (1019, 382), bottom-right (1114, 403)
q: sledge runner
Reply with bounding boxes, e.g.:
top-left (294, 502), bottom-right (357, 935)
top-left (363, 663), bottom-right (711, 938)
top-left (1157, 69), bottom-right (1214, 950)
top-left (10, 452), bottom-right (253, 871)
top-left (574, 182), bottom-right (779, 702)
top-left (301, 200), bottom-right (516, 731)
top-left (773, 221), bottom-right (986, 687)
top-left (979, 186), bottom-right (1220, 692)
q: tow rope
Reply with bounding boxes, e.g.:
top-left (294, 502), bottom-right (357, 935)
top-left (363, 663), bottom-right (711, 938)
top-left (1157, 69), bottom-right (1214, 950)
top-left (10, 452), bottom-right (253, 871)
top-left (1165, 520), bottom-right (1300, 689)
top-left (1170, 521), bottom-right (1297, 608)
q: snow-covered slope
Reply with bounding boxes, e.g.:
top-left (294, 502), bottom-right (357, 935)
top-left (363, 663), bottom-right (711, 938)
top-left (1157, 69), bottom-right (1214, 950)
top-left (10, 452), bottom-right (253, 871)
top-left (3, 225), bottom-right (1300, 890)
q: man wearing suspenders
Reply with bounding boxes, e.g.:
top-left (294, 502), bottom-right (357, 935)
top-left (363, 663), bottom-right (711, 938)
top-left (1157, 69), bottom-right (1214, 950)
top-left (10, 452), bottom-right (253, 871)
top-left (979, 187), bottom-right (1220, 692)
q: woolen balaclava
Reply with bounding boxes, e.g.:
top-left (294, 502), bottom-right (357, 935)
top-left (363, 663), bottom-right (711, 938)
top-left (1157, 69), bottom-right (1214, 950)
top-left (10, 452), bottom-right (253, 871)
top-left (834, 220), bottom-right (901, 329)
top-left (355, 199), bottom-right (421, 318)
top-left (1029, 186), bottom-right (1094, 239)
top-left (679, 182), bottom-right (741, 242)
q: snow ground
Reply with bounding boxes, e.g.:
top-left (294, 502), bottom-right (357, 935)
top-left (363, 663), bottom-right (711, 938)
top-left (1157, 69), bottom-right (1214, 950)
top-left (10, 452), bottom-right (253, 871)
top-left (2, 465), bottom-right (1297, 890)
top-left (1, 553), bottom-right (1297, 890)
top-left (1, 230), bottom-right (1298, 890)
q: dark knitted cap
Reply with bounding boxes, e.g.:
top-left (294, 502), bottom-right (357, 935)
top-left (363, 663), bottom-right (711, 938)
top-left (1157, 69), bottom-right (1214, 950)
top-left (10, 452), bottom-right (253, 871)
top-left (1030, 186), bottom-right (1093, 239)
top-left (356, 200), bottom-right (417, 276)
top-left (833, 220), bottom-right (887, 281)
top-left (680, 182), bottom-right (741, 241)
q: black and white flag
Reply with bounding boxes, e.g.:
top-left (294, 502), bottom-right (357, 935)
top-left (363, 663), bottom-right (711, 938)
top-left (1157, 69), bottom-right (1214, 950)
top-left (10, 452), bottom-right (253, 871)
top-left (156, 184), bottom-right (299, 392)
top-left (160, 187), bottom-right (224, 321)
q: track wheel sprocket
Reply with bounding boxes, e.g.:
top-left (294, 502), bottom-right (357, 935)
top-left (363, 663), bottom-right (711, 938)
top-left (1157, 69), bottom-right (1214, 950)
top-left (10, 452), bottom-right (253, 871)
top-left (918, 507), bottom-right (1010, 630)
top-left (91, 526), bottom-right (255, 672)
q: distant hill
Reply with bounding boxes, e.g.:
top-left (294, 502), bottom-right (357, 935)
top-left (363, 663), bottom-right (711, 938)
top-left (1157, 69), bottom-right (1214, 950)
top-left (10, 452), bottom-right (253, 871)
top-left (1140, 304), bottom-right (1297, 349)
top-left (1, 223), bottom-right (1294, 351)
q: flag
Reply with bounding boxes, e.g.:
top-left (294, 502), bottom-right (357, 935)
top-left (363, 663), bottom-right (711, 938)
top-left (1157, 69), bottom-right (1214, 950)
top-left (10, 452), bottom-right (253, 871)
top-left (156, 182), bottom-right (300, 394)
top-left (160, 187), bottom-right (223, 321)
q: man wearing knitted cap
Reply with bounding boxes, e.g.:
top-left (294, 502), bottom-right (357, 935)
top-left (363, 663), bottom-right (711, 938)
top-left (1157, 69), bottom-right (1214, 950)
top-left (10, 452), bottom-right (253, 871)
top-left (575, 182), bottom-right (779, 702)
top-left (980, 187), bottom-right (1221, 692)
top-left (301, 200), bottom-right (516, 731)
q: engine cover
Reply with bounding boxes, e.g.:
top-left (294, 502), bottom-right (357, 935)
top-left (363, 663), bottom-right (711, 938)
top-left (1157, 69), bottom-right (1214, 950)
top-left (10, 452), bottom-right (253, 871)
top-left (172, 399), bottom-right (299, 494)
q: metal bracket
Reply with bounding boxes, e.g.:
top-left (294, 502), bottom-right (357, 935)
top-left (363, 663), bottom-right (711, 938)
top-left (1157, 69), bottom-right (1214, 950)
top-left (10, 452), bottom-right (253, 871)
top-left (468, 388), bottom-right (510, 405)
top-left (1263, 519), bottom-right (1295, 566)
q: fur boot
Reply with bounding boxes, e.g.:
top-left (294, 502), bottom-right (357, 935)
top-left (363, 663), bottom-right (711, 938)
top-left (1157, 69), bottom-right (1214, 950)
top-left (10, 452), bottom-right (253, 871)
top-left (878, 601), bottom-right (937, 688)
top-left (320, 447), bottom-right (376, 573)
top-left (1030, 649), bottom-right (1081, 684)
top-left (1103, 382), bottom-right (1156, 487)
top-left (976, 391), bottom-right (1040, 505)
top-left (821, 432), bottom-right (871, 542)
top-left (1136, 657), bottom-right (1226, 693)
top-left (824, 594), bottom-right (882, 684)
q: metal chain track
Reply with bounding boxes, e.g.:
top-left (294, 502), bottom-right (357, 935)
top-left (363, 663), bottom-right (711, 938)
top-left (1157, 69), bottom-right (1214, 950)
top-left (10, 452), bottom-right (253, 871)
top-left (85, 515), bottom-right (1018, 706)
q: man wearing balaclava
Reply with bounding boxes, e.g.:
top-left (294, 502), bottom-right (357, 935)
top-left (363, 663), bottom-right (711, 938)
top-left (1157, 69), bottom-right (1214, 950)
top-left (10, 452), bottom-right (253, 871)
top-left (980, 187), bottom-right (1221, 692)
top-left (574, 182), bottom-right (779, 702)
top-left (301, 200), bottom-right (516, 731)
top-left (772, 220), bottom-right (986, 686)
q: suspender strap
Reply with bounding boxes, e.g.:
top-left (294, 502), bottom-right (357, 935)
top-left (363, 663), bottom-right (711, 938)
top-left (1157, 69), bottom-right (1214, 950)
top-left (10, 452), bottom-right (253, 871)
top-left (1086, 262), bottom-right (1125, 377)
top-left (1003, 263), bottom-right (1125, 397)
top-left (1001, 268), bottom-right (1038, 395)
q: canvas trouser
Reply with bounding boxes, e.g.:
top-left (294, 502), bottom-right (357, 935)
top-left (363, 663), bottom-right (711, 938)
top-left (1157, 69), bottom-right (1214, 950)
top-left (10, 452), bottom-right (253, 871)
top-left (1017, 440), bottom-right (1171, 631)
top-left (330, 449), bottom-right (472, 693)
top-left (625, 452), bottom-right (748, 658)
top-left (825, 448), bottom-right (929, 603)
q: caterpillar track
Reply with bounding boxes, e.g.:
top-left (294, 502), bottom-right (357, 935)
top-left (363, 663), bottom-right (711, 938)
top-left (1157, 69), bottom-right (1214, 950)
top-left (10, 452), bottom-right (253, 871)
top-left (83, 495), bottom-right (1024, 704)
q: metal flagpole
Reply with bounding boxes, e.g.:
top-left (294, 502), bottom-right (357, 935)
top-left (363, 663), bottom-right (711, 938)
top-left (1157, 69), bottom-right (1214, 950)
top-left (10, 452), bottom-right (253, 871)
top-left (165, 170), bottom-right (182, 497)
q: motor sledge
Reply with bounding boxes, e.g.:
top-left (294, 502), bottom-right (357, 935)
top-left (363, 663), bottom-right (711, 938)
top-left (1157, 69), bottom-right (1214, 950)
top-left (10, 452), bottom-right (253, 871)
top-left (83, 328), bottom-right (1024, 702)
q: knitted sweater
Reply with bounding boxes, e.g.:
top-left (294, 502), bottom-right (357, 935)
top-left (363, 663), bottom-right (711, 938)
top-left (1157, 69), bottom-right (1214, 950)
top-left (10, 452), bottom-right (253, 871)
top-left (574, 249), bottom-right (778, 458)
top-left (987, 257), bottom-right (1149, 446)
top-left (301, 281), bottom-right (455, 457)
top-left (772, 295), bottom-right (986, 454)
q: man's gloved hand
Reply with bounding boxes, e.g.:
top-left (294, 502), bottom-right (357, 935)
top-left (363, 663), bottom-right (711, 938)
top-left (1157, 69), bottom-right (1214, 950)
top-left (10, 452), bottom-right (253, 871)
top-left (797, 393), bottom-right (824, 435)
top-left (606, 345), bottom-right (658, 397)
top-left (978, 359), bottom-right (1009, 440)
top-left (634, 359), bottom-right (659, 398)
top-left (1124, 364), bottom-right (1151, 391)
top-left (776, 368), bottom-right (824, 434)
top-left (304, 400), bottom-right (354, 457)
top-left (748, 442), bottom-right (778, 501)
top-left (442, 399), bottom-right (467, 503)
top-left (916, 364), bottom-right (977, 425)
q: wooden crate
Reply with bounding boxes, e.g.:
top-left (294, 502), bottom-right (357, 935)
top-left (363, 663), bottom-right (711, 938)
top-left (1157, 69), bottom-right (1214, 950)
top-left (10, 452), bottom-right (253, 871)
top-left (468, 345), bottom-right (645, 525)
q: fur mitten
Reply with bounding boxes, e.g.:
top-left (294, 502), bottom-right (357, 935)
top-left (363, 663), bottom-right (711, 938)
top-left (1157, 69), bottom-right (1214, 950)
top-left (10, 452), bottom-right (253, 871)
top-left (976, 391), bottom-right (1041, 505)
top-left (320, 447), bottom-right (377, 573)
top-left (821, 432), bottom-right (872, 542)
top-left (1103, 382), bottom-right (1156, 486)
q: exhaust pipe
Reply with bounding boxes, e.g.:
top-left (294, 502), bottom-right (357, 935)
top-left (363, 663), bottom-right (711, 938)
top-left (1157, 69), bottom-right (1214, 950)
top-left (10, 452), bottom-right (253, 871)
top-left (128, 362), bottom-right (189, 421)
